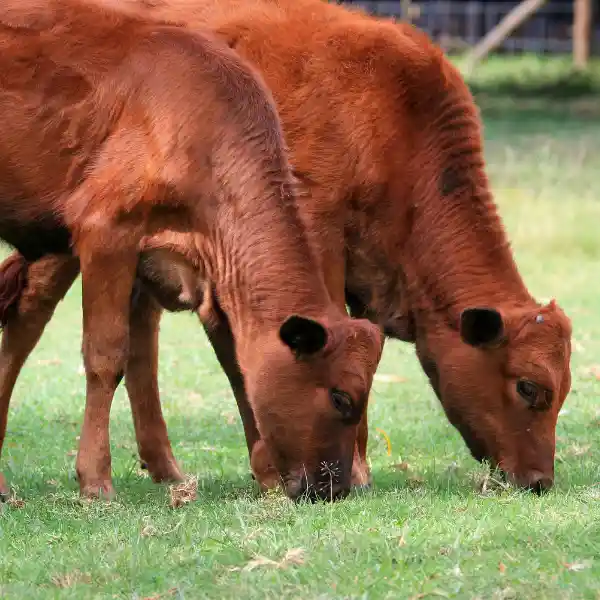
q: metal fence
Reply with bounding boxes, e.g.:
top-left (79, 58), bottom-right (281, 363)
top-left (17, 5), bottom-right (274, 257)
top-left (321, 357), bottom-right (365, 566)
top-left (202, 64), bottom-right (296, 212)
top-left (340, 1), bottom-right (600, 55)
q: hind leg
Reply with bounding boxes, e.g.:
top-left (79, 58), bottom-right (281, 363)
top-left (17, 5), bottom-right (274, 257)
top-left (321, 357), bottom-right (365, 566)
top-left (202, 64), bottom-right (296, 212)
top-left (125, 285), bottom-right (183, 484)
top-left (0, 254), bottom-right (79, 499)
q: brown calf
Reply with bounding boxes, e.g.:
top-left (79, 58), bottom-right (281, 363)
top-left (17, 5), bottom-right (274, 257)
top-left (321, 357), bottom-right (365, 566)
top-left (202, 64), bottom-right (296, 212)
top-left (0, 0), bottom-right (383, 501)
top-left (0, 0), bottom-right (572, 494)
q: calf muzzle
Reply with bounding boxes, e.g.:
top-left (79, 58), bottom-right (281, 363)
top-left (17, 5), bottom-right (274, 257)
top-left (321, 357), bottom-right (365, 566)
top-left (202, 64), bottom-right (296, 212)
top-left (506, 469), bottom-right (554, 494)
top-left (284, 473), bottom-right (350, 503)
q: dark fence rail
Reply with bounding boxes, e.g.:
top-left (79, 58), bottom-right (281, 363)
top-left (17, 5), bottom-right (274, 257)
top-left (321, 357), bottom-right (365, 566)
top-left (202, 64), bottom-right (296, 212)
top-left (339, 1), bottom-right (600, 55)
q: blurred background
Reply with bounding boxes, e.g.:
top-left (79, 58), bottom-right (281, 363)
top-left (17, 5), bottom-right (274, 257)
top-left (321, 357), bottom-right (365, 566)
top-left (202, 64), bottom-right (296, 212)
top-left (339, 0), bottom-right (598, 59)
top-left (336, 0), bottom-right (600, 111)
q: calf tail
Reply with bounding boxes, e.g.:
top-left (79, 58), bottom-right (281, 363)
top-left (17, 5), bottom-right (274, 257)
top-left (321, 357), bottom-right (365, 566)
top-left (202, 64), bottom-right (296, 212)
top-left (0, 253), bottom-right (28, 328)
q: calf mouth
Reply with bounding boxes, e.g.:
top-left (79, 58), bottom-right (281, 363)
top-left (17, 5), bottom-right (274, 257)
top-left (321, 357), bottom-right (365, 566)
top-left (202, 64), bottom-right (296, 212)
top-left (286, 476), bottom-right (349, 503)
top-left (505, 469), bottom-right (554, 495)
top-left (283, 463), bottom-right (351, 503)
top-left (484, 463), bottom-right (554, 495)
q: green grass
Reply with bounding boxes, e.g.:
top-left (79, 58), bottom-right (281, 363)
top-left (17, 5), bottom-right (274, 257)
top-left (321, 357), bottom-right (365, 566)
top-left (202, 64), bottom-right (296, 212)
top-left (456, 54), bottom-right (600, 98)
top-left (1, 69), bottom-right (600, 598)
top-left (454, 54), bottom-right (600, 120)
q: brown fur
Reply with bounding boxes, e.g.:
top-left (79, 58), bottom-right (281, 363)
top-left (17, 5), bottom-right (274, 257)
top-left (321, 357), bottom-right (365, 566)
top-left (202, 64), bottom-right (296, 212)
top-left (0, 0), bottom-right (572, 494)
top-left (0, 253), bottom-right (28, 327)
top-left (0, 0), bottom-right (383, 501)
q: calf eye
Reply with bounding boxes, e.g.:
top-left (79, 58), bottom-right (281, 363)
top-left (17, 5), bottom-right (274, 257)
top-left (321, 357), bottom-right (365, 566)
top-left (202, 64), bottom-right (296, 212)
top-left (330, 389), bottom-right (354, 419)
top-left (517, 380), bottom-right (540, 406)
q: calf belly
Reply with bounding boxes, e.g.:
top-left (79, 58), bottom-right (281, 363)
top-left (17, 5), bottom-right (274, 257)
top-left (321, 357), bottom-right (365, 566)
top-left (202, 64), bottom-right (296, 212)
top-left (0, 215), bottom-right (71, 261)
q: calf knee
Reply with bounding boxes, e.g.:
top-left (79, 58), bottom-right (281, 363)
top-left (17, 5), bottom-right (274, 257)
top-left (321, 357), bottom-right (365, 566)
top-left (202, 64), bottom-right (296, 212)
top-left (82, 329), bottom-right (129, 388)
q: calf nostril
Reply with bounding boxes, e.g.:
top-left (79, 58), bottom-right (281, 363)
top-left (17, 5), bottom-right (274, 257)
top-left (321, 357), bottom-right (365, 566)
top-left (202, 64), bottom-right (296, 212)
top-left (332, 484), bottom-right (350, 501)
top-left (286, 474), bottom-right (315, 503)
top-left (527, 472), bottom-right (553, 494)
top-left (287, 474), bottom-right (350, 503)
top-left (315, 482), bottom-right (349, 502)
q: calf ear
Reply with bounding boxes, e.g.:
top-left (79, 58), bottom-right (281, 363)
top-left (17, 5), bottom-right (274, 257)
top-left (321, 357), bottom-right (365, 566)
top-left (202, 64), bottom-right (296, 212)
top-left (460, 307), bottom-right (505, 348)
top-left (279, 315), bottom-right (328, 357)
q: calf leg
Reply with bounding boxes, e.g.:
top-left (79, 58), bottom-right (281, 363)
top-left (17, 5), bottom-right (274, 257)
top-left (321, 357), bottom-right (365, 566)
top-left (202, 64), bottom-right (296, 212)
top-left (202, 313), bottom-right (280, 490)
top-left (0, 255), bottom-right (79, 499)
top-left (325, 283), bottom-right (377, 489)
top-left (123, 281), bottom-right (278, 490)
top-left (349, 337), bottom-right (386, 490)
top-left (351, 412), bottom-right (372, 488)
top-left (125, 285), bottom-right (183, 483)
top-left (76, 234), bottom-right (139, 499)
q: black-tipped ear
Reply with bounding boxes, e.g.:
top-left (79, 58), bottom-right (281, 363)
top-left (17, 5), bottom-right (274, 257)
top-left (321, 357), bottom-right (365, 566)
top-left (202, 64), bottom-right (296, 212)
top-left (460, 307), bottom-right (505, 348)
top-left (279, 315), bottom-right (328, 357)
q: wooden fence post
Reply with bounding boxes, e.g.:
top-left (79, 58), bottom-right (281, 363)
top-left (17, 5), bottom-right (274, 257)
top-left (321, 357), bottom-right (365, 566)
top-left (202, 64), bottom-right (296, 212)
top-left (400, 0), bottom-right (413, 24)
top-left (463, 0), bottom-right (547, 75)
top-left (573, 0), bottom-right (592, 69)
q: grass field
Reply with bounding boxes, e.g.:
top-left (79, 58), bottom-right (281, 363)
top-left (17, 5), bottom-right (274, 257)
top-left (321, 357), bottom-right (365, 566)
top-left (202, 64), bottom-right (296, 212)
top-left (1, 60), bottom-right (600, 599)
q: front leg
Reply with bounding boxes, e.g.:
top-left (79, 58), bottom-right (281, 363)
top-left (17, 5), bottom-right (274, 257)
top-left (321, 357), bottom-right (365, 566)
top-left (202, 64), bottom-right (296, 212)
top-left (76, 235), bottom-right (138, 499)
top-left (346, 291), bottom-right (390, 489)
top-left (352, 412), bottom-right (373, 489)
top-left (125, 284), bottom-right (183, 484)
top-left (201, 309), bottom-right (280, 490)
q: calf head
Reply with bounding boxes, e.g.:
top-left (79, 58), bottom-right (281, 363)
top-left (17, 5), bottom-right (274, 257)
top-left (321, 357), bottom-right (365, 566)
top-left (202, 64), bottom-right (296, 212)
top-left (243, 314), bottom-right (383, 502)
top-left (416, 300), bottom-right (572, 492)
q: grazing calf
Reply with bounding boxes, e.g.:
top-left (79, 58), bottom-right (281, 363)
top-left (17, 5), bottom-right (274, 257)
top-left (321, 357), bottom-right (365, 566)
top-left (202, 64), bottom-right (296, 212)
top-left (0, 0), bottom-right (383, 501)
top-left (0, 0), bottom-right (572, 494)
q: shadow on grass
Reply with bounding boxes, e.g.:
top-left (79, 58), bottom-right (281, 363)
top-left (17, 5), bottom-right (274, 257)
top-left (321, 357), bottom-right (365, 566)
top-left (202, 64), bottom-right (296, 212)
top-left (2, 466), bottom-right (475, 507)
top-left (365, 455), bottom-right (600, 499)
top-left (1, 468), bottom-right (259, 506)
top-left (115, 472), bottom-right (261, 505)
top-left (5, 448), bottom-right (598, 507)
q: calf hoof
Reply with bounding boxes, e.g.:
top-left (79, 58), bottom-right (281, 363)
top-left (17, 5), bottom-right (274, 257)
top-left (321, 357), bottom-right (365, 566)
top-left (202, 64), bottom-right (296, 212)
top-left (0, 473), bottom-right (8, 502)
top-left (255, 472), bottom-right (280, 492)
top-left (79, 479), bottom-right (115, 501)
top-left (251, 463), bottom-right (280, 491)
top-left (250, 440), bottom-right (281, 491)
top-left (143, 456), bottom-right (184, 484)
top-left (350, 465), bottom-right (372, 489)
